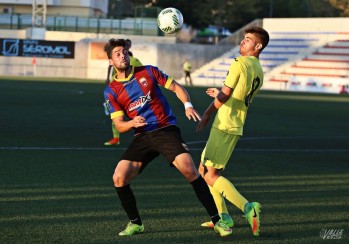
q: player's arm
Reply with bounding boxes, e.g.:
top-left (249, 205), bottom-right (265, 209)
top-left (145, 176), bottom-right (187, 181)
top-left (112, 115), bottom-right (147, 133)
top-left (104, 88), bottom-right (146, 132)
top-left (196, 85), bottom-right (232, 132)
top-left (209, 84), bottom-right (232, 110)
top-left (167, 80), bottom-right (201, 122)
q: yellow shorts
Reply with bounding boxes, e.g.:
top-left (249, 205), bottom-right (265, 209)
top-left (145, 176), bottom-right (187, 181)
top-left (201, 127), bottom-right (240, 170)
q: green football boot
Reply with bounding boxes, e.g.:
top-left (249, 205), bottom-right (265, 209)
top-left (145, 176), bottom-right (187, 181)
top-left (213, 219), bottom-right (233, 237)
top-left (118, 222), bottom-right (144, 236)
top-left (201, 213), bottom-right (234, 228)
top-left (244, 202), bottom-right (261, 236)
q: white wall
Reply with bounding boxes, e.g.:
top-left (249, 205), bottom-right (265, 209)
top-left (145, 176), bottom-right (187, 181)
top-left (263, 17), bottom-right (349, 32)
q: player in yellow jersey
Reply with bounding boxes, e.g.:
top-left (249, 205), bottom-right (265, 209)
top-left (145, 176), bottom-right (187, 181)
top-left (183, 58), bottom-right (193, 86)
top-left (196, 26), bottom-right (269, 237)
top-left (103, 39), bottom-right (142, 146)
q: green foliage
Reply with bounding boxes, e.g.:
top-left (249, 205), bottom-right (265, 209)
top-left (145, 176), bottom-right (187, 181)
top-left (130, 0), bottom-right (340, 32)
top-left (263, 0), bottom-right (340, 18)
top-left (329, 0), bottom-right (349, 16)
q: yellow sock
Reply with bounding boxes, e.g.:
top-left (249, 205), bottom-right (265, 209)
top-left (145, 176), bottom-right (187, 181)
top-left (208, 185), bottom-right (228, 214)
top-left (112, 122), bottom-right (120, 138)
top-left (213, 176), bottom-right (248, 212)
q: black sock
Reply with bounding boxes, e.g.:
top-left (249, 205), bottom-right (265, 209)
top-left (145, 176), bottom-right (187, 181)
top-left (115, 184), bottom-right (142, 226)
top-left (191, 176), bottom-right (220, 225)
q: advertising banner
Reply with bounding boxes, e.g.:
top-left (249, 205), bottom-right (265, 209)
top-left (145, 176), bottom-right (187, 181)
top-left (0, 39), bottom-right (75, 59)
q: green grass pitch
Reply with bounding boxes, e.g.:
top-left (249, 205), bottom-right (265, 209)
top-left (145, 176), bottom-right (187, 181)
top-left (0, 77), bottom-right (348, 243)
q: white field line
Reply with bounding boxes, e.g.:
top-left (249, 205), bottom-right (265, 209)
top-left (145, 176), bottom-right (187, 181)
top-left (0, 148), bottom-right (345, 152)
top-left (0, 137), bottom-right (347, 152)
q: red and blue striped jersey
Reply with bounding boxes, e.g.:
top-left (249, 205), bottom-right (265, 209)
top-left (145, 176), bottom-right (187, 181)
top-left (104, 65), bottom-right (177, 135)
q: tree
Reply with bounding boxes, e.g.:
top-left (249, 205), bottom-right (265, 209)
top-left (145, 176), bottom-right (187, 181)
top-left (125, 0), bottom-right (341, 32)
top-left (329, 0), bottom-right (349, 16)
top-left (107, 0), bottom-right (134, 18)
top-left (258, 0), bottom-right (339, 18)
top-left (204, 0), bottom-right (261, 32)
top-left (145, 0), bottom-right (260, 32)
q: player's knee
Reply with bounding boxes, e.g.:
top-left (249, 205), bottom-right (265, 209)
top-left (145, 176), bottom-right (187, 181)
top-left (198, 166), bottom-right (204, 176)
top-left (199, 163), bottom-right (208, 175)
top-left (187, 168), bottom-right (199, 178)
top-left (202, 171), bottom-right (218, 186)
top-left (112, 171), bottom-right (127, 187)
top-left (182, 167), bottom-right (200, 182)
top-left (203, 175), bottom-right (215, 186)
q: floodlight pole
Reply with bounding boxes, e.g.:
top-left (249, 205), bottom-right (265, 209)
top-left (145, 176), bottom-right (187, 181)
top-left (32, 0), bottom-right (47, 28)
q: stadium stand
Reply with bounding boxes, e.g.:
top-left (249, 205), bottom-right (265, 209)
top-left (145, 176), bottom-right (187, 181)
top-left (188, 29), bottom-right (349, 94)
top-left (265, 32), bottom-right (349, 93)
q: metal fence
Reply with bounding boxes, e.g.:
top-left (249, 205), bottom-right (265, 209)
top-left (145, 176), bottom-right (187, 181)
top-left (0, 14), bottom-right (161, 36)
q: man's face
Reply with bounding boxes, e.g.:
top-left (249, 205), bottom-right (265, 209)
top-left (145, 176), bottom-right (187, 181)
top-left (109, 46), bottom-right (130, 70)
top-left (239, 33), bottom-right (260, 56)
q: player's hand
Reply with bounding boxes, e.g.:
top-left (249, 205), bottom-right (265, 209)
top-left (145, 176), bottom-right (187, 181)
top-left (206, 88), bottom-right (219, 98)
top-left (132, 116), bottom-right (147, 128)
top-left (185, 107), bottom-right (201, 122)
top-left (196, 113), bottom-right (210, 132)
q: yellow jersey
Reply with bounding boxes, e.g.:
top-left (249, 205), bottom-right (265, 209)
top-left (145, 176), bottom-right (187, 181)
top-left (212, 56), bottom-right (263, 135)
top-left (183, 61), bottom-right (191, 72)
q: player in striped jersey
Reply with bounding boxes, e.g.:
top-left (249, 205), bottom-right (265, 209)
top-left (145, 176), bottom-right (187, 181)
top-left (103, 38), bottom-right (232, 237)
top-left (104, 38), bottom-right (142, 146)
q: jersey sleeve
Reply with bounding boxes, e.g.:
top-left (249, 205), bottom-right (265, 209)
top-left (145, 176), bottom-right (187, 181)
top-left (149, 66), bottom-right (173, 89)
top-left (224, 58), bottom-right (241, 89)
top-left (103, 86), bottom-right (125, 119)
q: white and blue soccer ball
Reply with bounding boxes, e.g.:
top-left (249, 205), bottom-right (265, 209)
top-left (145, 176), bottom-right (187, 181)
top-left (157, 8), bottom-right (184, 34)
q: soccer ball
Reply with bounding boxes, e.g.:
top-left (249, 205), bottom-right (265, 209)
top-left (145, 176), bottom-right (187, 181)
top-left (157, 8), bottom-right (184, 34)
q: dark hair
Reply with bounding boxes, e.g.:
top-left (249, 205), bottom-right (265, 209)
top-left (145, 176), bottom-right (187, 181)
top-left (104, 38), bottom-right (126, 59)
top-left (244, 26), bottom-right (269, 51)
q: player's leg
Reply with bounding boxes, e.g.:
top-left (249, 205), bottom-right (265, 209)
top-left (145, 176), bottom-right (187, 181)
top-left (198, 129), bottom-right (234, 227)
top-left (114, 134), bottom-right (156, 236)
top-left (188, 73), bottom-right (193, 85)
top-left (201, 129), bottom-right (261, 236)
top-left (184, 72), bottom-right (189, 85)
top-left (113, 160), bottom-right (144, 236)
top-left (199, 146), bottom-right (230, 220)
top-left (203, 166), bottom-right (261, 236)
top-left (201, 130), bottom-right (248, 210)
top-left (209, 185), bottom-right (229, 214)
top-left (104, 122), bottom-right (120, 146)
top-left (198, 161), bottom-right (234, 228)
top-left (200, 184), bottom-right (233, 228)
top-left (112, 122), bottom-right (120, 138)
top-left (155, 126), bottom-right (232, 237)
top-left (172, 153), bottom-right (232, 237)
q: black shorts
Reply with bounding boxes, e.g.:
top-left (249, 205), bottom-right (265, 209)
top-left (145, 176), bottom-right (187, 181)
top-left (184, 71), bottom-right (191, 77)
top-left (121, 125), bottom-right (190, 173)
